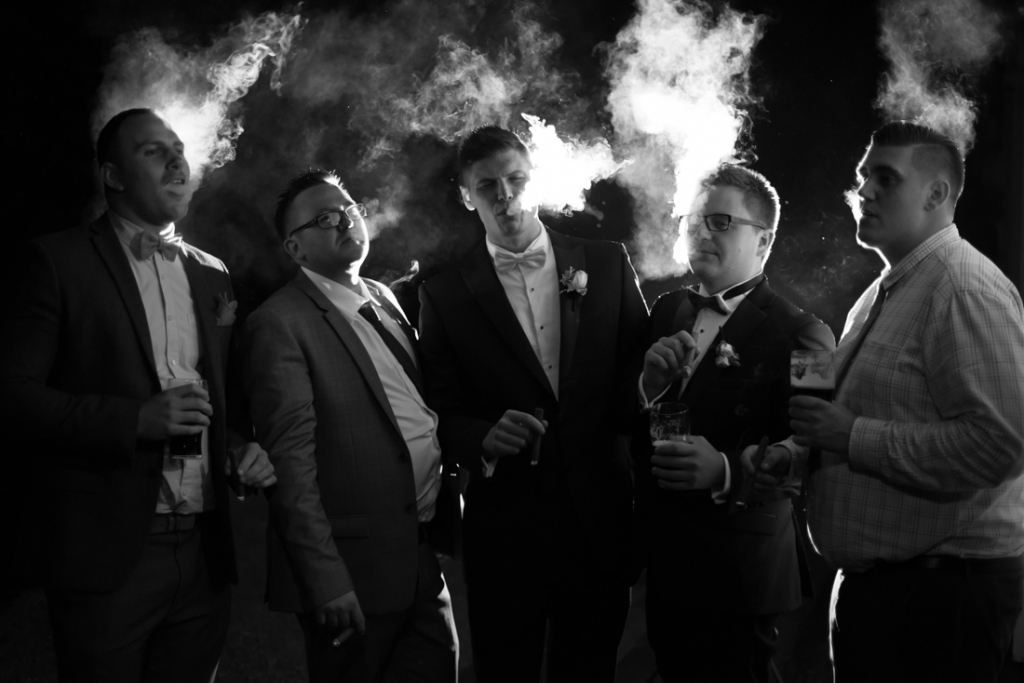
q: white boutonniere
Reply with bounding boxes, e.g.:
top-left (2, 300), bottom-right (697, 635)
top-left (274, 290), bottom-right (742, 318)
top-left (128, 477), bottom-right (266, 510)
top-left (559, 268), bottom-right (588, 311)
top-left (715, 339), bottom-right (741, 368)
top-left (215, 292), bottom-right (238, 327)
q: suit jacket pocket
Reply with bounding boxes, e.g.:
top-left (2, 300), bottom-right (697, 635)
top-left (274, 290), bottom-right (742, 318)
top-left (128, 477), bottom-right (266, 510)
top-left (329, 515), bottom-right (370, 538)
top-left (725, 510), bottom-right (777, 535)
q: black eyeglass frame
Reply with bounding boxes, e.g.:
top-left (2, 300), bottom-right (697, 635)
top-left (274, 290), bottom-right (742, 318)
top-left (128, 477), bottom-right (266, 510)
top-left (289, 204), bottom-right (368, 238)
top-left (684, 213), bottom-right (768, 233)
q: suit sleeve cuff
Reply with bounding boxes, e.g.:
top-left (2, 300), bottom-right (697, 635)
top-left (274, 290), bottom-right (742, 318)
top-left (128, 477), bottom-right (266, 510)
top-left (711, 452), bottom-right (731, 504)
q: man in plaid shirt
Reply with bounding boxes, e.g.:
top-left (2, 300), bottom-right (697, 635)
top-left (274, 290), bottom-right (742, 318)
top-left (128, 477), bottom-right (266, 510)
top-left (744, 121), bottom-right (1024, 682)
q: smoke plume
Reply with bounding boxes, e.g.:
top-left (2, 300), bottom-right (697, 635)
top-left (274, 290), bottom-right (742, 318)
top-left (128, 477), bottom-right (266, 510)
top-left (876, 0), bottom-right (1004, 154)
top-left (603, 0), bottom-right (765, 280)
top-left (93, 10), bottom-right (306, 193)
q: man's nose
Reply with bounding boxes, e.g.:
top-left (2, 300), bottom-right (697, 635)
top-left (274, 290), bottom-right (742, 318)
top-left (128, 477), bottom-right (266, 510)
top-left (857, 181), bottom-right (872, 200)
top-left (497, 179), bottom-right (513, 202)
top-left (168, 150), bottom-right (187, 172)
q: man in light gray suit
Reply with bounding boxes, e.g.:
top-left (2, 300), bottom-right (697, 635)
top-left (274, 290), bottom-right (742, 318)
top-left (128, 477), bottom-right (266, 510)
top-left (243, 169), bottom-right (459, 682)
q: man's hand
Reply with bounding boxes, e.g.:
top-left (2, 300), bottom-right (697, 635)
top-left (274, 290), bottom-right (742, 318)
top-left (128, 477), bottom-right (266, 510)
top-left (651, 435), bottom-right (725, 491)
top-left (642, 331), bottom-right (698, 400)
top-left (789, 396), bottom-right (857, 455)
top-left (741, 444), bottom-right (792, 494)
top-left (482, 409), bottom-right (547, 460)
top-left (315, 591), bottom-right (366, 645)
top-left (137, 383), bottom-right (212, 440)
top-left (225, 442), bottom-right (277, 488)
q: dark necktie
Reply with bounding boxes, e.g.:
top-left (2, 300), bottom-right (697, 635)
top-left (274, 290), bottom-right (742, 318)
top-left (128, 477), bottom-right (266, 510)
top-left (358, 303), bottom-right (425, 398)
top-left (130, 230), bottom-right (182, 261)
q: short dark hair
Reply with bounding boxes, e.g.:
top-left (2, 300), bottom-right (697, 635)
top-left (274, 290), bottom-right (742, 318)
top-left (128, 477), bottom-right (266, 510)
top-left (456, 126), bottom-right (530, 186)
top-left (274, 169), bottom-right (343, 241)
top-left (871, 121), bottom-right (965, 203)
top-left (96, 108), bottom-right (158, 166)
top-left (703, 164), bottom-right (781, 231)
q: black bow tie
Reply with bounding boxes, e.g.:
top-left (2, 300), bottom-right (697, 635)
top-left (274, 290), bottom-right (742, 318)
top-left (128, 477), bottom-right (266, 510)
top-left (687, 274), bottom-right (765, 316)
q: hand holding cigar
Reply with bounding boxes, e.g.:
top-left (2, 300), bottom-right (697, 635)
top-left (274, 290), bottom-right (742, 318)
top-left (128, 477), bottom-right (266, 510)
top-left (481, 409), bottom-right (548, 462)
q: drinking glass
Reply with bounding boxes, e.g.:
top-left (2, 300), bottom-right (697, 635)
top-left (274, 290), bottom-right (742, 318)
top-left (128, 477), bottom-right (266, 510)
top-left (650, 402), bottom-right (690, 443)
top-left (168, 378), bottom-right (207, 459)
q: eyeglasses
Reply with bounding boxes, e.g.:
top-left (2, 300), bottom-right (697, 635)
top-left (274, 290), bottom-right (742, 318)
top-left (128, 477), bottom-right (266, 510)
top-left (684, 213), bottom-right (767, 233)
top-left (289, 204), bottom-right (367, 238)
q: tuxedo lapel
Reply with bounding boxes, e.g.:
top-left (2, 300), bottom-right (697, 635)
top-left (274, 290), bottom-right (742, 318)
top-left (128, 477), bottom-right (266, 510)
top-left (550, 230), bottom-right (585, 387)
top-left (180, 248), bottom-right (222, 381)
top-left (460, 242), bottom-right (555, 397)
top-left (681, 281), bottom-right (770, 404)
top-left (294, 274), bottom-right (403, 435)
top-left (89, 214), bottom-right (159, 383)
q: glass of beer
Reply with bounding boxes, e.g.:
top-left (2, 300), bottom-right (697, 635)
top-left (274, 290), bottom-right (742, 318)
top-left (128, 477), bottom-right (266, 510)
top-left (650, 402), bottom-right (690, 443)
top-left (790, 350), bottom-right (835, 401)
top-left (168, 378), bottom-right (207, 459)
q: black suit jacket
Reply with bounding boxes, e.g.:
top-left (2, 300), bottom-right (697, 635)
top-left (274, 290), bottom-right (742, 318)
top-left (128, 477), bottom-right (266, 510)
top-left (636, 278), bottom-right (835, 614)
top-left (0, 214), bottom-right (238, 592)
top-left (418, 229), bottom-right (649, 582)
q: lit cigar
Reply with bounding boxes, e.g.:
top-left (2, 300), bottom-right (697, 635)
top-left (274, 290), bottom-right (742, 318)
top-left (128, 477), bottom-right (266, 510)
top-left (530, 408), bottom-right (544, 466)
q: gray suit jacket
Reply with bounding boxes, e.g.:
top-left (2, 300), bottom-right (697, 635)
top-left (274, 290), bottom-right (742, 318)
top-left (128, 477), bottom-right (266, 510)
top-left (243, 272), bottom-right (441, 615)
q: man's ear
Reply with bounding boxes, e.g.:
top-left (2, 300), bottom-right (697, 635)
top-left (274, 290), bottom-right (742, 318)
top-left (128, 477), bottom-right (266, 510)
top-left (282, 236), bottom-right (303, 264)
top-left (100, 162), bottom-right (124, 192)
top-left (757, 228), bottom-right (775, 259)
top-left (924, 178), bottom-right (951, 212)
top-left (460, 186), bottom-right (475, 211)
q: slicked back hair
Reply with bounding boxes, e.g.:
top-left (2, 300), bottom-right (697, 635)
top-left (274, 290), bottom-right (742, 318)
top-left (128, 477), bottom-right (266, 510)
top-left (274, 169), bottom-right (343, 241)
top-left (457, 126), bottom-right (530, 187)
top-left (871, 121), bottom-right (965, 203)
top-left (703, 164), bottom-right (781, 232)
top-left (96, 108), bottom-right (159, 167)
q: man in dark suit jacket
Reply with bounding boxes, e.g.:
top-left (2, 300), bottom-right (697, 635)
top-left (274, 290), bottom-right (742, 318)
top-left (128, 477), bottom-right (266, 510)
top-left (0, 108), bottom-right (275, 682)
top-left (636, 165), bottom-right (835, 683)
top-left (243, 170), bottom-right (458, 682)
top-left (418, 126), bottom-right (649, 682)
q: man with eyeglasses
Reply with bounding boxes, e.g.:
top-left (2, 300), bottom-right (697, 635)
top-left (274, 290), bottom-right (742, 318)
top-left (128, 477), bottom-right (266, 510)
top-left (242, 169), bottom-right (459, 682)
top-left (634, 164), bottom-right (834, 682)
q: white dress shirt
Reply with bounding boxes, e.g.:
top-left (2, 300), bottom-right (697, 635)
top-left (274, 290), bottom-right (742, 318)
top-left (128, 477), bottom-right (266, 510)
top-left (301, 268), bottom-right (442, 522)
top-left (110, 211), bottom-right (212, 515)
top-left (486, 228), bottom-right (561, 396)
top-left (638, 273), bottom-right (763, 501)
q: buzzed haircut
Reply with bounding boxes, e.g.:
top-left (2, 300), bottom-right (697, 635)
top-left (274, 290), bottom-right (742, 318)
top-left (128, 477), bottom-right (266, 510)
top-left (871, 121), bottom-right (965, 203)
top-left (96, 108), bottom-right (158, 167)
top-left (457, 126), bottom-right (530, 186)
top-left (274, 169), bottom-right (343, 241)
top-left (703, 164), bottom-right (781, 231)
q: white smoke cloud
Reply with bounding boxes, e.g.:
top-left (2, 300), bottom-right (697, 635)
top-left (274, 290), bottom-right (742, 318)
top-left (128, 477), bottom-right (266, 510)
top-left (93, 10), bottom-right (306, 194)
top-left (603, 0), bottom-right (765, 280)
top-left (876, 0), bottom-right (1004, 154)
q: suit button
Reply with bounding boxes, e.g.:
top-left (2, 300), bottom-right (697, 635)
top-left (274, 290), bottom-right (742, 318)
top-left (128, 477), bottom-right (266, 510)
top-left (398, 451), bottom-right (409, 461)
top-left (404, 503), bottom-right (416, 514)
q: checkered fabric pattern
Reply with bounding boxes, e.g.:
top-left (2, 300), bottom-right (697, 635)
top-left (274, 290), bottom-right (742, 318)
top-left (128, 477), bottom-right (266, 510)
top-left (808, 226), bottom-right (1024, 571)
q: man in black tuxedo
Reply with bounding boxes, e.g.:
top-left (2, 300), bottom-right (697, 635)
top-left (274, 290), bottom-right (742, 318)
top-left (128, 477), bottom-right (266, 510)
top-left (418, 126), bottom-right (649, 682)
top-left (0, 108), bottom-right (275, 682)
top-left (636, 165), bottom-right (835, 682)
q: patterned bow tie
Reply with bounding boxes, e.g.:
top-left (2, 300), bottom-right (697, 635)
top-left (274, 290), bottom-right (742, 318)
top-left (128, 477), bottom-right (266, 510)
top-left (493, 247), bottom-right (546, 275)
top-left (687, 290), bottom-right (730, 315)
top-left (130, 230), bottom-right (182, 262)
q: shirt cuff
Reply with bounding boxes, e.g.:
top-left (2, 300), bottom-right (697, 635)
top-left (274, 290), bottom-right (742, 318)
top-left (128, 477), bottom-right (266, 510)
top-left (481, 454), bottom-right (498, 479)
top-left (847, 416), bottom-right (883, 474)
top-left (638, 374), bottom-right (672, 410)
top-left (710, 452), bottom-right (731, 504)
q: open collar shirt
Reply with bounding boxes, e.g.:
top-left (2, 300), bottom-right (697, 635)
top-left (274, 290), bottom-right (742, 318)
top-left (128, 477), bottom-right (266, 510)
top-left (807, 225), bottom-right (1024, 571)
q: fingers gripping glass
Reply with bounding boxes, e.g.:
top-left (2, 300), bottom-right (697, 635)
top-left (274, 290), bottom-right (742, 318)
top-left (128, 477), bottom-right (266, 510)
top-left (289, 204), bottom-right (367, 238)
top-left (685, 213), bottom-right (767, 233)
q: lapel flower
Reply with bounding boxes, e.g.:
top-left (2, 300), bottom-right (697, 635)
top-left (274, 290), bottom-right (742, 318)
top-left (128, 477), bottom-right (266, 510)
top-left (715, 338), bottom-right (741, 368)
top-left (215, 292), bottom-right (238, 327)
top-left (559, 267), bottom-right (588, 311)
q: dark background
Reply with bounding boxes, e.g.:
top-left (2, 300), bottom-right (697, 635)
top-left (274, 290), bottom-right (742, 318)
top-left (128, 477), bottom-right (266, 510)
top-left (2, 0), bottom-right (1022, 680)
top-left (8, 0), bottom-right (1024, 333)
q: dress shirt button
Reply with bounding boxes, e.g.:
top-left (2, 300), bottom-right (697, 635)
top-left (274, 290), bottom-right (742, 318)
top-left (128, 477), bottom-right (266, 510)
top-left (171, 360), bottom-right (178, 366)
top-left (404, 503), bottom-right (416, 514)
